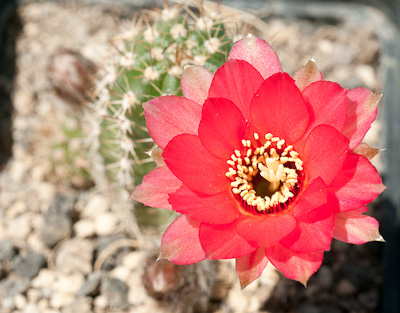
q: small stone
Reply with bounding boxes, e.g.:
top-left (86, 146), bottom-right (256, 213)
top-left (94, 212), bottom-right (119, 236)
top-left (41, 196), bottom-right (74, 248)
top-left (49, 292), bottom-right (75, 309)
top-left (54, 272), bottom-right (85, 294)
top-left (61, 297), bottom-right (92, 313)
top-left (74, 219), bottom-right (95, 238)
top-left (0, 239), bottom-right (15, 261)
top-left (82, 195), bottom-right (109, 218)
top-left (358, 290), bottom-right (379, 310)
top-left (14, 293), bottom-right (27, 310)
top-left (32, 269), bottom-right (56, 289)
top-left (0, 277), bottom-right (30, 297)
top-left (101, 277), bottom-right (129, 310)
top-left (12, 253), bottom-right (46, 279)
top-left (317, 266), bottom-right (333, 290)
top-left (6, 215), bottom-right (31, 240)
top-left (127, 274), bottom-right (147, 305)
top-left (6, 201), bottom-right (27, 219)
top-left (55, 239), bottom-right (93, 275)
top-left (93, 295), bottom-right (108, 310)
top-left (355, 64), bottom-right (376, 89)
top-left (122, 251), bottom-right (144, 271)
top-left (110, 265), bottom-right (131, 284)
top-left (2, 296), bottom-right (15, 311)
top-left (336, 279), bottom-right (357, 297)
top-left (26, 289), bottom-right (41, 302)
top-left (76, 271), bottom-right (102, 297)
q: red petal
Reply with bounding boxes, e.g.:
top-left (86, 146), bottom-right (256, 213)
top-left (281, 203), bottom-right (334, 253)
top-left (293, 178), bottom-right (327, 217)
top-left (181, 65), bottom-right (213, 105)
top-left (293, 59), bottom-right (323, 91)
top-left (208, 59), bottom-right (264, 119)
top-left (341, 87), bottom-right (382, 149)
top-left (303, 125), bottom-right (349, 186)
top-left (236, 247), bottom-right (268, 289)
top-left (160, 215), bottom-right (206, 265)
top-left (169, 185), bottom-right (241, 224)
top-left (143, 96), bottom-right (202, 149)
top-left (199, 221), bottom-right (258, 260)
top-left (266, 243), bottom-right (323, 286)
top-left (332, 209), bottom-right (384, 244)
top-left (228, 35), bottom-right (282, 79)
top-left (302, 81), bottom-right (348, 132)
top-left (329, 153), bottom-right (385, 212)
top-left (130, 166), bottom-right (181, 210)
top-left (163, 134), bottom-right (228, 195)
top-left (198, 97), bottom-right (248, 159)
top-left (352, 142), bottom-right (380, 160)
top-left (236, 214), bottom-right (296, 248)
top-left (250, 73), bottom-right (310, 143)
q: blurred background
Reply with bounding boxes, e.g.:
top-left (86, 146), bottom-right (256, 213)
top-left (0, 0), bottom-right (399, 312)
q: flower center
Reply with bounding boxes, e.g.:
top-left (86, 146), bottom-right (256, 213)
top-left (225, 133), bottom-right (304, 215)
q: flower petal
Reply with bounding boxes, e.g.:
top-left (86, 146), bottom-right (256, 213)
top-left (163, 134), bottom-right (228, 195)
top-left (228, 34), bottom-right (282, 79)
top-left (332, 209), bottom-right (384, 244)
top-left (303, 125), bottom-right (349, 186)
top-left (293, 58), bottom-right (323, 91)
top-left (250, 72), bottom-right (310, 143)
top-left (208, 59), bottom-right (264, 119)
top-left (292, 178), bottom-right (327, 217)
top-left (352, 142), bottom-right (380, 160)
top-left (341, 87), bottom-right (382, 150)
top-left (236, 247), bottom-right (268, 289)
top-left (130, 166), bottom-right (181, 210)
top-left (329, 153), bottom-right (385, 212)
top-left (160, 215), bottom-right (206, 265)
top-left (143, 95), bottom-right (202, 149)
top-left (302, 81), bottom-right (348, 132)
top-left (199, 221), bottom-right (258, 260)
top-left (181, 65), bottom-right (213, 105)
top-left (198, 97), bottom-right (248, 159)
top-left (281, 203), bottom-right (334, 253)
top-left (266, 243), bottom-right (323, 286)
top-left (168, 185), bottom-right (241, 224)
top-left (236, 214), bottom-right (296, 248)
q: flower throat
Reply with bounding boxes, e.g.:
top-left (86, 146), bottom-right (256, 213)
top-left (225, 133), bottom-right (304, 215)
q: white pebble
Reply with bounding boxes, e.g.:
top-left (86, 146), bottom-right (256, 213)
top-left (110, 266), bottom-right (131, 284)
top-left (122, 251), bottom-right (144, 271)
top-left (23, 303), bottom-right (40, 313)
top-left (6, 201), bottom-right (27, 218)
top-left (54, 272), bottom-right (85, 294)
top-left (49, 292), bottom-right (74, 309)
top-left (94, 212), bottom-right (119, 236)
top-left (14, 294), bottom-right (27, 310)
top-left (94, 295), bottom-right (108, 310)
top-left (74, 219), bottom-right (95, 238)
top-left (6, 215), bottom-right (31, 240)
top-left (82, 195), bottom-right (110, 218)
top-left (32, 269), bottom-right (56, 289)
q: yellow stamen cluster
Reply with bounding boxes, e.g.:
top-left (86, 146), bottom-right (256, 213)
top-left (225, 133), bottom-right (304, 213)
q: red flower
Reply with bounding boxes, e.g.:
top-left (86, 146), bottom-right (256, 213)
top-left (131, 35), bottom-right (385, 287)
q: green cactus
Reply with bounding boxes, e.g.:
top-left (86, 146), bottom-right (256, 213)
top-left (90, 2), bottom-right (248, 191)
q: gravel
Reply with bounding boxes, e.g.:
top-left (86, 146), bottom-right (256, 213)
top-left (0, 1), bottom-right (384, 313)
